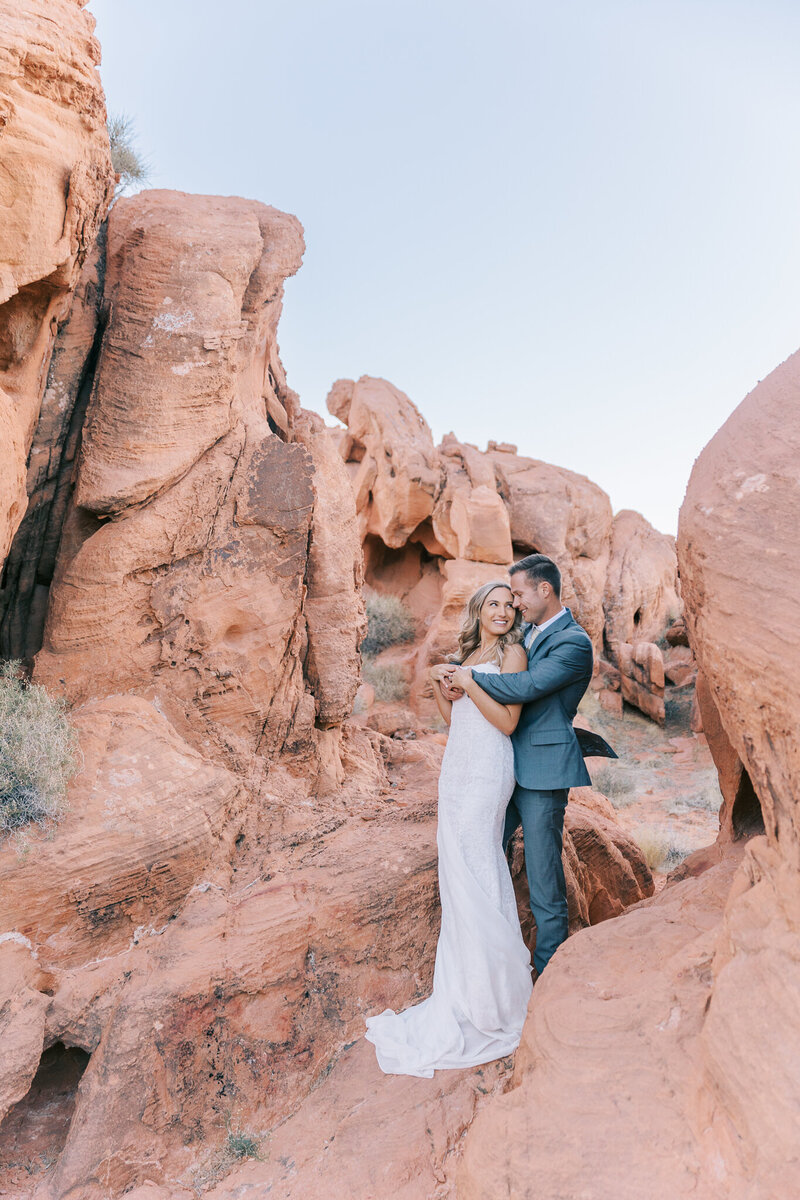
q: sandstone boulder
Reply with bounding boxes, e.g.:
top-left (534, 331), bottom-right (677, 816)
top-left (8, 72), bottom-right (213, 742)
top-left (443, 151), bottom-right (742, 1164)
top-left (678, 347), bottom-right (800, 862)
top-left (618, 640), bottom-right (666, 723)
top-left (1, 239), bottom-right (106, 660)
top-left (327, 376), bottom-right (440, 548)
top-left (603, 508), bottom-right (680, 654)
top-left (449, 484), bottom-right (513, 564)
top-left (0, 941), bottom-right (50, 1126)
top-left (32, 192), bottom-right (337, 769)
top-left (676, 350), bottom-right (800, 1192)
top-left (488, 446), bottom-right (613, 647)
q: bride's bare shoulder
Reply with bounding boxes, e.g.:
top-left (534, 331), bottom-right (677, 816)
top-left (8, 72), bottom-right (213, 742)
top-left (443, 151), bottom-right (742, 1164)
top-left (501, 642), bottom-right (528, 672)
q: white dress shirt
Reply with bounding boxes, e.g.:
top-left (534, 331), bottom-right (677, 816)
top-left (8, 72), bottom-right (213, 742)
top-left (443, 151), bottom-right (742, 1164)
top-left (523, 606), bottom-right (567, 649)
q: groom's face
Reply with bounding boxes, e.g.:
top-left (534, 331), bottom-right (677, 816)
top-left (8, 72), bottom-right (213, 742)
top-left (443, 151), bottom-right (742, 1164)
top-left (510, 576), bottom-right (550, 625)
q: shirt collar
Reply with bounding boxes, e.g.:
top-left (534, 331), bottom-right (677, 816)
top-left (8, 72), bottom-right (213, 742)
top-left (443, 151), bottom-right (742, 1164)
top-left (530, 606), bottom-right (567, 636)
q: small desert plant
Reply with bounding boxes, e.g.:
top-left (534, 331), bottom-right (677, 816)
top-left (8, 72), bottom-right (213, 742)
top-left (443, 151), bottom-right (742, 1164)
top-left (664, 693), bottom-right (693, 727)
top-left (189, 1120), bottom-right (265, 1189)
top-left (361, 591), bottom-right (415, 655)
top-left (107, 112), bottom-right (150, 194)
top-left (0, 662), bottom-right (79, 833)
top-left (225, 1129), bottom-right (261, 1160)
top-left (673, 788), bottom-right (722, 813)
top-left (591, 763), bottom-right (635, 802)
top-left (361, 660), bottom-right (409, 703)
top-left (633, 825), bottom-right (694, 873)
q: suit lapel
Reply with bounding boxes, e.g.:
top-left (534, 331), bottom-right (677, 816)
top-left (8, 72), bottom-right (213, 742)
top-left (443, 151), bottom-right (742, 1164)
top-left (528, 609), bottom-right (573, 659)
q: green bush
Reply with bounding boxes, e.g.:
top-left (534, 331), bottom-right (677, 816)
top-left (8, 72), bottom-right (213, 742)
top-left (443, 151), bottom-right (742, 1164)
top-left (361, 660), bottom-right (409, 703)
top-left (0, 662), bottom-right (79, 833)
top-left (361, 591), bottom-right (415, 656)
top-left (226, 1130), bottom-right (261, 1160)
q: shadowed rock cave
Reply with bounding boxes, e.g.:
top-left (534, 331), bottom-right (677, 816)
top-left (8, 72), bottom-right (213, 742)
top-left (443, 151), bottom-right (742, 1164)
top-left (732, 766), bottom-right (765, 839)
top-left (0, 1043), bottom-right (90, 1181)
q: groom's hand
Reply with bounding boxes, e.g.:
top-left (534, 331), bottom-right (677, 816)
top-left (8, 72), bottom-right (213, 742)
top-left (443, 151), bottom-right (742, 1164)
top-left (439, 664), bottom-right (465, 701)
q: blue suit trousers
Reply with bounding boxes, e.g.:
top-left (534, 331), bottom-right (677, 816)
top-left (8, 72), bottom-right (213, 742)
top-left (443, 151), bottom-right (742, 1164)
top-left (503, 785), bottom-right (569, 975)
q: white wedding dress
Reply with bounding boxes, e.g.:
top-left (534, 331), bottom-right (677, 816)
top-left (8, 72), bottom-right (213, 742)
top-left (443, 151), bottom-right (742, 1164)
top-left (365, 664), bottom-right (533, 1077)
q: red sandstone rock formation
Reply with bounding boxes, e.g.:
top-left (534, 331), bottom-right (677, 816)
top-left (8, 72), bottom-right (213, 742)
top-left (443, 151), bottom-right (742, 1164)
top-left (456, 348), bottom-right (800, 1200)
top-left (328, 378), bottom-right (681, 727)
top-left (0, 12), bottom-right (688, 1194)
top-left (328, 375), bottom-right (440, 548)
top-left (618, 639), bottom-right (666, 723)
top-left (602, 507), bottom-right (680, 654)
top-left (0, 189), bottom-right (372, 1196)
top-left (0, 0), bottom-right (114, 569)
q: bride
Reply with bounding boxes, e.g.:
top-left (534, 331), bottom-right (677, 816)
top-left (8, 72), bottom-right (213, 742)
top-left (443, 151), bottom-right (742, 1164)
top-left (365, 581), bottom-right (533, 1077)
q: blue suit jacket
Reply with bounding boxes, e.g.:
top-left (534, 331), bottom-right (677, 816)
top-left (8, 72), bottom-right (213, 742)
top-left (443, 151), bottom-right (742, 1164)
top-left (473, 608), bottom-right (593, 791)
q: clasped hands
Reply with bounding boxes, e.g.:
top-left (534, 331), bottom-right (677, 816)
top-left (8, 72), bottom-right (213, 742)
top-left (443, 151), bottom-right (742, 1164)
top-left (429, 662), bottom-right (474, 702)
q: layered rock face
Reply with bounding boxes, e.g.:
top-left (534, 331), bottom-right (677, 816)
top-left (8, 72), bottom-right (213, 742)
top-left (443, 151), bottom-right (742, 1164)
top-left (31, 192), bottom-right (363, 771)
top-left (0, 0), bottom-right (114, 569)
top-left (0, 190), bottom-right (378, 1197)
top-left (456, 351), bottom-right (800, 1199)
top-left (328, 377), bottom-right (680, 722)
top-left (0, 11), bottom-right (721, 1196)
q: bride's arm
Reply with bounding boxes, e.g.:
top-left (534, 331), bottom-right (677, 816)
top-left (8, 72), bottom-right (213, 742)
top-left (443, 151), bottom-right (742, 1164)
top-left (450, 644), bottom-right (527, 735)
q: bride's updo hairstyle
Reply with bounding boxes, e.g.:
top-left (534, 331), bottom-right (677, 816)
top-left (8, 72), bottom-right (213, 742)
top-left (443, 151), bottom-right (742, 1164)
top-left (452, 581), bottom-right (523, 668)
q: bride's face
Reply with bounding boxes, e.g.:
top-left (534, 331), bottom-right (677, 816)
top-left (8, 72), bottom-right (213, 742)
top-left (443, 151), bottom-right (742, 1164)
top-left (480, 587), bottom-right (516, 638)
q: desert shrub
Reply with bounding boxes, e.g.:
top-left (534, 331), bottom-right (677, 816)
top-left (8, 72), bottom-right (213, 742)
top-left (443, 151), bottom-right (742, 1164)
top-left (107, 113), bottom-right (150, 194)
top-left (361, 660), bottom-right (409, 703)
top-left (0, 662), bottom-right (79, 833)
top-left (226, 1130), bottom-right (261, 1160)
top-left (633, 825), bottom-right (694, 873)
top-left (664, 692), bottom-right (693, 727)
top-left (191, 1121), bottom-right (264, 1188)
top-left (361, 591), bottom-right (415, 656)
top-left (591, 763), bottom-right (635, 802)
top-left (673, 788), bottom-right (722, 813)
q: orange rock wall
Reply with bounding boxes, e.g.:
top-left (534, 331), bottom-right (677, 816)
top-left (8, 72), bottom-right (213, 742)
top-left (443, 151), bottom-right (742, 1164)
top-left (456, 346), bottom-right (800, 1200)
top-left (328, 377), bottom-right (679, 665)
top-left (0, 0), bottom-right (114, 569)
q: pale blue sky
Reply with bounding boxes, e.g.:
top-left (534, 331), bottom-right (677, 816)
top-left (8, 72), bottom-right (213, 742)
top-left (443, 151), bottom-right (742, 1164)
top-left (90, 0), bottom-right (800, 533)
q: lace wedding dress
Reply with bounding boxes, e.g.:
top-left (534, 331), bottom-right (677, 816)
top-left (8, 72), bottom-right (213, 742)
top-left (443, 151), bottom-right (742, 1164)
top-left (365, 664), bottom-right (533, 1077)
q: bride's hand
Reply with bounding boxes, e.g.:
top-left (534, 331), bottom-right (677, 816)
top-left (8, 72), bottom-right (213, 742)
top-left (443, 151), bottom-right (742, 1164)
top-left (449, 665), bottom-right (473, 692)
top-left (431, 662), bottom-right (464, 701)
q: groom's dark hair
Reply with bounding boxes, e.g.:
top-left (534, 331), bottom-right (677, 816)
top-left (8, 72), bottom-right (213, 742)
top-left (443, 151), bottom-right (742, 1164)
top-left (509, 553), bottom-right (562, 597)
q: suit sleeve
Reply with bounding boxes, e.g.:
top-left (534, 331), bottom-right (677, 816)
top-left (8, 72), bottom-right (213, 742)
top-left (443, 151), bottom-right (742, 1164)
top-left (474, 638), bottom-right (592, 703)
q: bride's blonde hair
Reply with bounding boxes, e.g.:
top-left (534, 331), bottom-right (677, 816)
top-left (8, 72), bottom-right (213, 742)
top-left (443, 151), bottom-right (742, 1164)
top-left (452, 580), bottom-right (523, 667)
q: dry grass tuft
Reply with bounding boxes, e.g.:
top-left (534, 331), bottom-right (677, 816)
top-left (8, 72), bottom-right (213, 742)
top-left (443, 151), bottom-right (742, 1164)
top-left (590, 763), bottom-right (636, 804)
top-left (107, 113), bottom-right (150, 194)
top-left (632, 824), bottom-right (694, 873)
top-left (0, 662), bottom-right (79, 834)
top-left (361, 661), bottom-right (409, 703)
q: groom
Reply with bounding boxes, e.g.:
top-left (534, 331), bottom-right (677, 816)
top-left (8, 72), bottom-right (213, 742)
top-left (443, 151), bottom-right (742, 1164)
top-left (447, 554), bottom-right (593, 975)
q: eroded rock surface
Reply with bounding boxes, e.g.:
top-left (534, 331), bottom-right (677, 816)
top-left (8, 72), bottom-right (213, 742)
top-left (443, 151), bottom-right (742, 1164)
top-left (0, 0), bottom-right (114, 568)
top-left (328, 376), bottom-right (680, 725)
top-left (456, 347), bottom-right (800, 1200)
